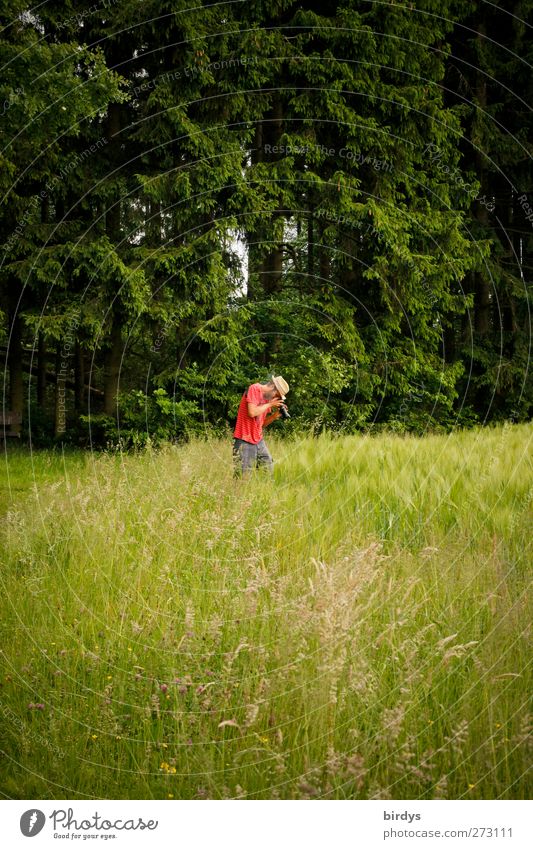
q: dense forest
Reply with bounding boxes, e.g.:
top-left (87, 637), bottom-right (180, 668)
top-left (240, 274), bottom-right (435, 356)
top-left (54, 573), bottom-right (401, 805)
top-left (1, 0), bottom-right (532, 446)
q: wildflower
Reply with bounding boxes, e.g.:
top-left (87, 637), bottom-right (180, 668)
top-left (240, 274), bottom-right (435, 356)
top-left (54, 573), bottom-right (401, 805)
top-left (91, 734), bottom-right (98, 740)
top-left (468, 783), bottom-right (475, 789)
top-left (167, 794), bottom-right (174, 799)
top-left (160, 684), bottom-right (168, 693)
top-left (159, 762), bottom-right (177, 775)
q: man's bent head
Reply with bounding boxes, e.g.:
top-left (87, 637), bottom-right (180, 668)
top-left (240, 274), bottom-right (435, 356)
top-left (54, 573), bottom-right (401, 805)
top-left (268, 375), bottom-right (289, 400)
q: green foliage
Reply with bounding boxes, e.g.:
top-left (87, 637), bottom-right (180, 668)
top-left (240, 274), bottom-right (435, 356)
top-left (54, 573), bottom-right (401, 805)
top-left (80, 389), bottom-right (203, 449)
top-left (1, 0), bottom-right (531, 445)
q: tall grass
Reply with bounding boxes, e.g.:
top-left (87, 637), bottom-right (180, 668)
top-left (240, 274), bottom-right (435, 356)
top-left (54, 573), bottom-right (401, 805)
top-left (0, 424), bottom-right (531, 799)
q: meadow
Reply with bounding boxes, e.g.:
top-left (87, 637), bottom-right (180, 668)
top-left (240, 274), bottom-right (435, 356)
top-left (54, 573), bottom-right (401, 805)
top-left (0, 424), bottom-right (531, 800)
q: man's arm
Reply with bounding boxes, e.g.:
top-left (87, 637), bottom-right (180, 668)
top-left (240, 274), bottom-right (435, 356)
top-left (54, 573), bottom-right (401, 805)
top-left (247, 398), bottom-right (283, 417)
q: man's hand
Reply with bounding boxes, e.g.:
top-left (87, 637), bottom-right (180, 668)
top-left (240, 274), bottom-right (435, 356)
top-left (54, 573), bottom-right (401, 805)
top-left (264, 411), bottom-right (282, 427)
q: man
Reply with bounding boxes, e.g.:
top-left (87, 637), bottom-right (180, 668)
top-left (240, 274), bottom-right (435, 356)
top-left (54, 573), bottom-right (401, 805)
top-left (233, 375), bottom-right (289, 476)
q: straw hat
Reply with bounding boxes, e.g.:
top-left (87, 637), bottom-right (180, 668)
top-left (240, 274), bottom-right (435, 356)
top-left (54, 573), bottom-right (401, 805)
top-left (271, 375), bottom-right (289, 400)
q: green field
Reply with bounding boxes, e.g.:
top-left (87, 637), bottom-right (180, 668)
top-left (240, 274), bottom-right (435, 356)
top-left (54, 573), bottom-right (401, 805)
top-left (0, 425), bottom-right (531, 800)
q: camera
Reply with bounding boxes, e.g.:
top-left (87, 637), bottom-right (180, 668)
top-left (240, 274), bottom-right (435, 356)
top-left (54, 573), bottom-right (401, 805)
top-left (279, 403), bottom-right (290, 420)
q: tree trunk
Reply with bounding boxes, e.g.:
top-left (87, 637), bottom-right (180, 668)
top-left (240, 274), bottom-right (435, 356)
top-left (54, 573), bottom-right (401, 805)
top-left (37, 332), bottom-right (47, 407)
top-left (246, 123), bottom-right (263, 300)
top-left (319, 250), bottom-right (331, 283)
top-left (260, 96), bottom-right (284, 294)
top-left (37, 196), bottom-right (49, 412)
top-left (246, 97), bottom-right (285, 298)
top-left (103, 321), bottom-right (123, 416)
top-left (75, 341), bottom-right (85, 413)
top-left (473, 270), bottom-right (490, 335)
top-left (442, 322), bottom-right (456, 362)
top-left (106, 102), bottom-right (121, 237)
top-left (148, 197), bottom-right (162, 245)
top-left (8, 310), bottom-right (23, 435)
top-left (103, 101), bottom-right (124, 418)
top-left (261, 228), bottom-right (284, 294)
top-left (318, 219), bottom-right (331, 284)
top-left (308, 212), bottom-right (314, 280)
top-left (54, 345), bottom-right (66, 438)
top-left (472, 24), bottom-right (491, 337)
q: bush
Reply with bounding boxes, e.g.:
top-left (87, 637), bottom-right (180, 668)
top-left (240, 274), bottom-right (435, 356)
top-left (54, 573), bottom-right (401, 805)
top-left (79, 388), bottom-right (203, 449)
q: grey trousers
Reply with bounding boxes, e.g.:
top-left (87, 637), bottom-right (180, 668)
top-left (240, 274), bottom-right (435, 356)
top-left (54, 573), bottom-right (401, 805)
top-left (233, 438), bottom-right (273, 476)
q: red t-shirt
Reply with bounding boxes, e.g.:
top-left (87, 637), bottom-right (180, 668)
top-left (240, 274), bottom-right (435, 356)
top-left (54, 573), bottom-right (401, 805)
top-left (233, 383), bottom-right (270, 444)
